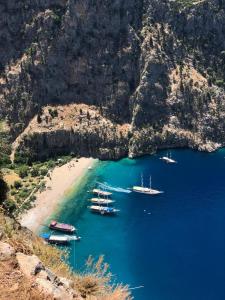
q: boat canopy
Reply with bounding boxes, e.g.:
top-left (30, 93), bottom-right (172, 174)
top-left (50, 235), bottom-right (68, 242)
top-left (40, 233), bottom-right (51, 239)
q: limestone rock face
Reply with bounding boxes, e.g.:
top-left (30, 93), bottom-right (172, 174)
top-left (16, 253), bottom-right (40, 276)
top-left (16, 252), bottom-right (78, 300)
top-left (0, 242), bottom-right (15, 261)
top-left (2, 0), bottom-right (225, 159)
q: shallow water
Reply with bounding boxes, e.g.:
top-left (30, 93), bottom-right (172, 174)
top-left (48, 149), bottom-right (225, 300)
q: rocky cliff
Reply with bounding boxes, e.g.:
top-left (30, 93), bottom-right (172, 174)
top-left (1, 0), bottom-right (225, 160)
top-left (0, 212), bottom-right (130, 299)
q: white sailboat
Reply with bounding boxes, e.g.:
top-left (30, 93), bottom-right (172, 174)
top-left (132, 174), bottom-right (163, 195)
top-left (89, 205), bottom-right (120, 215)
top-left (160, 152), bottom-right (177, 164)
top-left (92, 188), bottom-right (112, 197)
top-left (90, 198), bottom-right (115, 205)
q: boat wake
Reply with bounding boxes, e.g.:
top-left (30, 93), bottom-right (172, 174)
top-left (97, 182), bottom-right (132, 194)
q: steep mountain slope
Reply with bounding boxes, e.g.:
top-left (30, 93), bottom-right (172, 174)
top-left (1, 0), bottom-right (225, 160)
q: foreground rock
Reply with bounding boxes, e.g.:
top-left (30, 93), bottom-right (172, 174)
top-left (16, 252), bottom-right (79, 300)
top-left (0, 242), bottom-right (15, 261)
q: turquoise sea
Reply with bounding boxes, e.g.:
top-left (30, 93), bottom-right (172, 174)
top-left (46, 149), bottom-right (225, 300)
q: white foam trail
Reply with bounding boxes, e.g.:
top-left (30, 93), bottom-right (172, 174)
top-left (97, 182), bottom-right (132, 194)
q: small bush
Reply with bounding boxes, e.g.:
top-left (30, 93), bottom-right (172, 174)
top-left (3, 199), bottom-right (17, 214)
top-left (31, 167), bottom-right (39, 177)
top-left (18, 165), bottom-right (29, 178)
top-left (40, 167), bottom-right (48, 176)
top-left (48, 108), bottom-right (58, 118)
top-left (47, 160), bottom-right (55, 168)
top-left (14, 181), bottom-right (22, 189)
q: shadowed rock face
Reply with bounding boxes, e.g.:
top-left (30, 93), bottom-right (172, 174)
top-left (2, 0), bottom-right (225, 160)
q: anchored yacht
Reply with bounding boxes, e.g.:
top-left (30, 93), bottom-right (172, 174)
top-left (160, 152), bottom-right (177, 164)
top-left (132, 175), bottom-right (163, 195)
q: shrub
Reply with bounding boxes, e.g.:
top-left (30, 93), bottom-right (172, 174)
top-left (31, 167), bottom-right (39, 177)
top-left (18, 190), bottom-right (29, 199)
top-left (40, 167), bottom-right (48, 176)
top-left (10, 190), bottom-right (16, 196)
top-left (18, 165), bottom-right (29, 178)
top-left (47, 160), bottom-right (55, 168)
top-left (52, 13), bottom-right (62, 27)
top-left (30, 195), bottom-right (36, 202)
top-left (0, 153), bottom-right (11, 166)
top-left (0, 171), bottom-right (8, 204)
top-left (14, 180), bottom-right (22, 189)
top-left (48, 108), bottom-right (58, 118)
top-left (215, 79), bottom-right (224, 87)
top-left (3, 198), bottom-right (16, 214)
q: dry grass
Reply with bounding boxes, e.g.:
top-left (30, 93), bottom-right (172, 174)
top-left (3, 170), bottom-right (20, 186)
top-left (6, 232), bottom-right (72, 278)
top-left (73, 256), bottom-right (131, 299)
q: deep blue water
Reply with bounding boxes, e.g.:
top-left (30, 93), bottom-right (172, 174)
top-left (49, 149), bottom-right (225, 300)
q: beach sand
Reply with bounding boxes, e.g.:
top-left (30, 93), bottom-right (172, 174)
top-left (20, 157), bottom-right (95, 233)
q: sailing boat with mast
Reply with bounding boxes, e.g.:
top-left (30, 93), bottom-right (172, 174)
top-left (90, 197), bottom-right (115, 205)
top-left (132, 174), bottom-right (163, 195)
top-left (160, 151), bottom-right (177, 164)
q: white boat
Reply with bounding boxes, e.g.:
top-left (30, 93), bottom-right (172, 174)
top-left (92, 189), bottom-right (112, 197)
top-left (90, 198), bottom-right (115, 205)
top-left (160, 152), bottom-right (177, 164)
top-left (89, 205), bottom-right (119, 215)
top-left (40, 233), bottom-right (70, 244)
top-left (132, 175), bottom-right (163, 195)
top-left (40, 233), bottom-right (81, 243)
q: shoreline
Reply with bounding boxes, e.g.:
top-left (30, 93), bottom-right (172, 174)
top-left (19, 157), bottom-right (96, 233)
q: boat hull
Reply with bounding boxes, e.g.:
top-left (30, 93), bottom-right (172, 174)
top-left (89, 206), bottom-right (119, 215)
top-left (90, 198), bottom-right (114, 206)
top-left (48, 239), bottom-right (69, 245)
top-left (49, 225), bottom-right (75, 233)
top-left (132, 188), bottom-right (163, 195)
top-left (160, 157), bottom-right (177, 164)
top-left (92, 189), bottom-right (112, 197)
top-left (90, 209), bottom-right (117, 215)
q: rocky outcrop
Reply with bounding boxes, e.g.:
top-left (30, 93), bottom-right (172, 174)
top-left (0, 241), bottom-right (15, 261)
top-left (16, 252), bottom-right (79, 300)
top-left (13, 104), bottom-right (130, 161)
top-left (2, 0), bottom-right (225, 159)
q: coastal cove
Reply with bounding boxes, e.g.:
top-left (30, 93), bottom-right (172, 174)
top-left (20, 157), bottom-right (96, 232)
top-left (40, 149), bottom-right (225, 300)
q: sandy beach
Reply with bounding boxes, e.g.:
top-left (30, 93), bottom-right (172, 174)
top-left (20, 157), bottom-right (96, 233)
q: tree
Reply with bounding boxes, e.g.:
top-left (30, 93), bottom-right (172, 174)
top-left (14, 180), bottom-right (22, 189)
top-left (31, 167), bottom-right (39, 177)
top-left (0, 170), bottom-right (8, 205)
top-left (18, 165), bottom-right (28, 178)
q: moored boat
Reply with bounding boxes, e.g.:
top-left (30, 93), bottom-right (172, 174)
top-left (88, 205), bottom-right (119, 215)
top-left (132, 175), bottom-right (163, 195)
top-left (90, 198), bottom-right (115, 205)
top-left (132, 186), bottom-right (163, 195)
top-left (160, 152), bottom-right (177, 164)
top-left (40, 233), bottom-right (70, 245)
top-left (92, 189), bottom-right (112, 197)
top-left (49, 220), bottom-right (76, 233)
